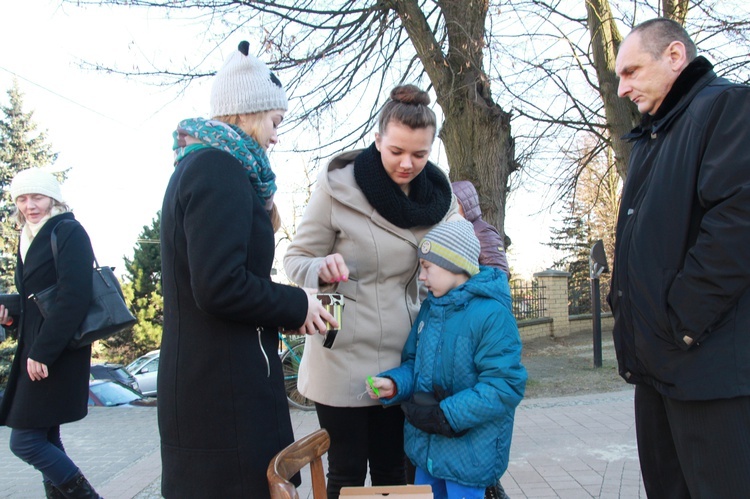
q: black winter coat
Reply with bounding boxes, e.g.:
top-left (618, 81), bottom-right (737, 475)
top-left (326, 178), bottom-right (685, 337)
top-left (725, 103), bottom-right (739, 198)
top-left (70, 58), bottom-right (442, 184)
top-left (159, 148), bottom-right (308, 498)
top-left (0, 213), bottom-right (94, 428)
top-left (610, 63), bottom-right (750, 401)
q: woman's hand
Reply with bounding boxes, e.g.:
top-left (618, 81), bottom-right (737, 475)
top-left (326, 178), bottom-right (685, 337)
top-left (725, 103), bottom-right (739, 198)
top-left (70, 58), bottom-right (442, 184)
top-left (0, 305), bottom-right (11, 326)
top-left (297, 288), bottom-right (339, 336)
top-left (366, 376), bottom-right (396, 399)
top-left (318, 253), bottom-right (350, 284)
top-left (27, 358), bottom-right (49, 381)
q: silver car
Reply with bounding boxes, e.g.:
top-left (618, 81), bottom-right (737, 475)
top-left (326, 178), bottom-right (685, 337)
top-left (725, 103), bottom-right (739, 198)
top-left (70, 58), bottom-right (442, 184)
top-left (125, 350), bottom-right (159, 397)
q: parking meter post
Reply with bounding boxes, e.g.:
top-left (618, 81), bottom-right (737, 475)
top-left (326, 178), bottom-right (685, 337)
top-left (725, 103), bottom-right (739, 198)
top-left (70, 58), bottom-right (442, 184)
top-left (590, 240), bottom-right (609, 369)
top-left (591, 277), bottom-right (602, 368)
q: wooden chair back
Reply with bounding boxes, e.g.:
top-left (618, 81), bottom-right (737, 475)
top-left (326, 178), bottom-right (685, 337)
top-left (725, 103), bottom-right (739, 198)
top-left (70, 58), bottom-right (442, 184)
top-left (267, 428), bottom-right (330, 499)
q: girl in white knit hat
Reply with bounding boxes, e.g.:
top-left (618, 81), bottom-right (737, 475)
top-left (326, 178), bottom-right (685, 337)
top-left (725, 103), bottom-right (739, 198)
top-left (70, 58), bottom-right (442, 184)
top-left (159, 41), bottom-right (335, 498)
top-left (0, 168), bottom-right (103, 498)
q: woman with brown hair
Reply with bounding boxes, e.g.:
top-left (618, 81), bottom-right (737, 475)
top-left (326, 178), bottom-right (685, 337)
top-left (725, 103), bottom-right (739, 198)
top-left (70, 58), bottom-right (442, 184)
top-left (284, 84), bottom-right (459, 498)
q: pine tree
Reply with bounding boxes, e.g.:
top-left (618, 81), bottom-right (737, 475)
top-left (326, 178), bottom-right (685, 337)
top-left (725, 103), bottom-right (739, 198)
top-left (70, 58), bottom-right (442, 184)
top-left (0, 80), bottom-right (59, 291)
top-left (105, 212), bottom-right (162, 362)
top-left (548, 200), bottom-right (594, 314)
top-left (548, 140), bottom-right (621, 315)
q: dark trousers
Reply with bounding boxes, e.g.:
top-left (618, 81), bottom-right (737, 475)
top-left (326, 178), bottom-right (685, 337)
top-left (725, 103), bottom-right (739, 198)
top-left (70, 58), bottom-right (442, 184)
top-left (635, 384), bottom-right (750, 499)
top-left (9, 426), bottom-right (79, 486)
top-left (315, 402), bottom-right (407, 499)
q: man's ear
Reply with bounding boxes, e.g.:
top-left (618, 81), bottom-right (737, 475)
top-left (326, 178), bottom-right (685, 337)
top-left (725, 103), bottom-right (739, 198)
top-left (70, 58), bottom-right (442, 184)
top-left (667, 40), bottom-right (688, 71)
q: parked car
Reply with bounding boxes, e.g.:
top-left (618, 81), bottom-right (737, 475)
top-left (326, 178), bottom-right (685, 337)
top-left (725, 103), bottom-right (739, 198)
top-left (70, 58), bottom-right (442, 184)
top-left (125, 350), bottom-right (159, 397)
top-left (88, 379), bottom-right (157, 407)
top-left (90, 363), bottom-right (140, 392)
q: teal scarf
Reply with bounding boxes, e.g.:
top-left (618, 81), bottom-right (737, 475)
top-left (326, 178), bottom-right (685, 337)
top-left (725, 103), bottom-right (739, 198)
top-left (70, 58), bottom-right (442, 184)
top-left (173, 118), bottom-right (277, 208)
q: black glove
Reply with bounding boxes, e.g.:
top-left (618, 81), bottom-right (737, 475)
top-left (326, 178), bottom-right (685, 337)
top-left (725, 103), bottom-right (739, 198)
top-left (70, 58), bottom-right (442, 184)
top-left (401, 392), bottom-right (466, 438)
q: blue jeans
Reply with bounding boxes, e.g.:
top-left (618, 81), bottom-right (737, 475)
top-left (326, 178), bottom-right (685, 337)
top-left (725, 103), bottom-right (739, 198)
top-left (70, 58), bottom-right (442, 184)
top-left (415, 466), bottom-right (485, 499)
top-left (9, 426), bottom-right (79, 486)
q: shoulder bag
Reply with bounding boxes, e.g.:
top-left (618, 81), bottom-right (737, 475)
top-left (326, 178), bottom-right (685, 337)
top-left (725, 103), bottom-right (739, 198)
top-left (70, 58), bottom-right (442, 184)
top-left (29, 220), bottom-right (137, 349)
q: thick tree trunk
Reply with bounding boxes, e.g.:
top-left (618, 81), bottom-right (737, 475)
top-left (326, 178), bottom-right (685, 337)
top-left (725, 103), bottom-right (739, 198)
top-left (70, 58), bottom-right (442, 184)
top-left (392, 0), bottom-right (515, 235)
top-left (586, 0), bottom-right (640, 181)
top-left (439, 93), bottom-right (514, 237)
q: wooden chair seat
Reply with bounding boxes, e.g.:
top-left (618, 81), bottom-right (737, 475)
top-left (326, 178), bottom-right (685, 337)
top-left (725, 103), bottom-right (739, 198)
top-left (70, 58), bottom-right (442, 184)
top-left (267, 428), bottom-right (330, 499)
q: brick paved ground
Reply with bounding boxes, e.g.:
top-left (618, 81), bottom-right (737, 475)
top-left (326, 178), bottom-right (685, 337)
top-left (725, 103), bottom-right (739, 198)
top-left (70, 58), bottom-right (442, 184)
top-left (0, 389), bottom-right (645, 498)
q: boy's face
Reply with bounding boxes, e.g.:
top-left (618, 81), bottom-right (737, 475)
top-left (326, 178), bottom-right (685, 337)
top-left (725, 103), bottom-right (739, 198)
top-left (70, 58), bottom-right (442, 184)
top-left (418, 259), bottom-right (469, 298)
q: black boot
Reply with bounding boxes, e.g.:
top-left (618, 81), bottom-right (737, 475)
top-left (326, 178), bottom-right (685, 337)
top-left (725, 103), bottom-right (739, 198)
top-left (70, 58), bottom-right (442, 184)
top-left (485, 481), bottom-right (510, 499)
top-left (43, 480), bottom-right (65, 499)
top-left (57, 472), bottom-right (102, 499)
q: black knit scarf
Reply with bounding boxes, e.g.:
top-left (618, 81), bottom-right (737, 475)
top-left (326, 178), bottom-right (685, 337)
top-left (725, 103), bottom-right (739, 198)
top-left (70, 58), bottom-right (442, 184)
top-left (353, 143), bottom-right (452, 228)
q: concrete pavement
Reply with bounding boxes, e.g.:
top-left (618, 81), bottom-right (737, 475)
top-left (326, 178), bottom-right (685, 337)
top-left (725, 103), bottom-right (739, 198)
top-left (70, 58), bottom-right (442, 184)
top-left (0, 388), bottom-right (645, 498)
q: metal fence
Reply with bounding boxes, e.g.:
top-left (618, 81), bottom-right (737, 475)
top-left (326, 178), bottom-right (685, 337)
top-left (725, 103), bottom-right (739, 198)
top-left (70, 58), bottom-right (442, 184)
top-left (509, 279), bottom-right (547, 321)
top-left (568, 277), bottom-right (611, 315)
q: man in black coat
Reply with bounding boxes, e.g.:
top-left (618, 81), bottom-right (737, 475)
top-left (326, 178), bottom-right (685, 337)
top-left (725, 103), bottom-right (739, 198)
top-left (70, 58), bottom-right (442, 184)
top-left (610, 18), bottom-right (750, 497)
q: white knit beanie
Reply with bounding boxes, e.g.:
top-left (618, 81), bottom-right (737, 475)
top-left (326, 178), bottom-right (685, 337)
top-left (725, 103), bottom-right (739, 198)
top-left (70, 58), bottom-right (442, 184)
top-left (10, 168), bottom-right (64, 203)
top-left (210, 41), bottom-right (288, 117)
top-left (418, 219), bottom-right (481, 277)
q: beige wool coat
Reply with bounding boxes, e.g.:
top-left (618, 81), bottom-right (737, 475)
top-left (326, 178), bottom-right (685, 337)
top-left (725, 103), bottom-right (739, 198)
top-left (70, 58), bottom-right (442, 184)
top-left (284, 149), bottom-right (459, 407)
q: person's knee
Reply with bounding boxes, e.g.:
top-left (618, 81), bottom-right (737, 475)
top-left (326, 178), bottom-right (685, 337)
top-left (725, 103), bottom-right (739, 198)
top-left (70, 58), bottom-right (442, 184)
top-left (328, 456), bottom-right (367, 481)
top-left (9, 432), bottom-right (39, 461)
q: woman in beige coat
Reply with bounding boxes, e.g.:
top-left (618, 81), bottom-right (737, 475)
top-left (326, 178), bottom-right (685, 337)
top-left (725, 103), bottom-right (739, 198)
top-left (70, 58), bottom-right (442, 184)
top-left (284, 85), bottom-right (458, 498)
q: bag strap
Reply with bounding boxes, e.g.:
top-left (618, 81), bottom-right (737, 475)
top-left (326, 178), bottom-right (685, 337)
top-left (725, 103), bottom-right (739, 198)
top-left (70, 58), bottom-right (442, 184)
top-left (49, 220), bottom-right (99, 277)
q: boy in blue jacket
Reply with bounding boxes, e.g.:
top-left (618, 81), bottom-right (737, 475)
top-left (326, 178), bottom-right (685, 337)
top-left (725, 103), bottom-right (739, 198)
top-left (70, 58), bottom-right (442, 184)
top-left (367, 219), bottom-right (527, 499)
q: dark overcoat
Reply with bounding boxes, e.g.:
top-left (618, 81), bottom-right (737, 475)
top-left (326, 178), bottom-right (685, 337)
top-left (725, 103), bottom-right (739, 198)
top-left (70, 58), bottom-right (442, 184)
top-left (0, 212), bottom-right (94, 428)
top-left (159, 148), bottom-right (308, 498)
top-left (610, 67), bottom-right (750, 400)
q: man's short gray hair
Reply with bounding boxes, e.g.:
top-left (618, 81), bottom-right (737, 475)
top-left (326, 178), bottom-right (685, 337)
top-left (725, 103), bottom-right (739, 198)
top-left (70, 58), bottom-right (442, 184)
top-left (631, 18), bottom-right (697, 61)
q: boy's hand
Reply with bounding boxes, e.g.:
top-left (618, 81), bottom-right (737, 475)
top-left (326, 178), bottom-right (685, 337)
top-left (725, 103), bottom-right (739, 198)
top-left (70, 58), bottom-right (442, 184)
top-left (402, 392), bottom-right (467, 438)
top-left (366, 376), bottom-right (395, 399)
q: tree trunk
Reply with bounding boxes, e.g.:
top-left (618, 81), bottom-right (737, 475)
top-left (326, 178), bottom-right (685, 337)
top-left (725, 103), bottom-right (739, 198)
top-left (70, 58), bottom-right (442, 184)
top-left (439, 95), bottom-right (514, 238)
top-left (586, 0), bottom-right (640, 181)
top-left (662, 0), bottom-right (689, 24)
top-left (392, 0), bottom-right (516, 235)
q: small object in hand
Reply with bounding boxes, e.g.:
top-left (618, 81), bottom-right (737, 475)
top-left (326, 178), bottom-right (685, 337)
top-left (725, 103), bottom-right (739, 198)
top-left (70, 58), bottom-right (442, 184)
top-left (0, 293), bottom-right (21, 317)
top-left (367, 376), bottom-right (380, 397)
top-left (317, 293), bottom-right (344, 348)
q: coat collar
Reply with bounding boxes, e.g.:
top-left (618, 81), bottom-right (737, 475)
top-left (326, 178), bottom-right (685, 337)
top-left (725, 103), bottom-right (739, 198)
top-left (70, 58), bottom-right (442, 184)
top-left (20, 212), bottom-right (77, 283)
top-left (319, 149), bottom-right (424, 245)
top-left (624, 56), bottom-right (716, 141)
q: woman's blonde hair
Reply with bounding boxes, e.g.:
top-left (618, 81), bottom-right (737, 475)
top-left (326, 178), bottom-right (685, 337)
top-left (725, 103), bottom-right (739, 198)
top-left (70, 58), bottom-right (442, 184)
top-left (12, 198), bottom-right (70, 226)
top-left (213, 112), bottom-right (268, 146)
top-left (213, 112), bottom-right (283, 233)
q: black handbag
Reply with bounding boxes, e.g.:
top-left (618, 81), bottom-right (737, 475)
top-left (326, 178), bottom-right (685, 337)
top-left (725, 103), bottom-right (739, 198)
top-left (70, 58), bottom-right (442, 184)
top-left (0, 293), bottom-right (21, 317)
top-left (29, 220), bottom-right (137, 349)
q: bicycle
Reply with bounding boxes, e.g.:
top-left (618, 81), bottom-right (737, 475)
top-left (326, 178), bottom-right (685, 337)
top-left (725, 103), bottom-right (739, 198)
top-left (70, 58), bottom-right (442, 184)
top-left (278, 333), bottom-right (316, 411)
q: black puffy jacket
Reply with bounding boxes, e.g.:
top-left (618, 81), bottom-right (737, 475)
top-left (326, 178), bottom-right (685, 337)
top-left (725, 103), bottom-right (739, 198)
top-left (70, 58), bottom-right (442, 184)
top-left (610, 60), bottom-right (750, 401)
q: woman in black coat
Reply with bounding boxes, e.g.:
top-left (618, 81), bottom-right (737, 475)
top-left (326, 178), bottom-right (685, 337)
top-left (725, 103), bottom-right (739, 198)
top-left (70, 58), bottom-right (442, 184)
top-left (159, 41), bottom-right (334, 498)
top-left (0, 168), bottom-right (101, 498)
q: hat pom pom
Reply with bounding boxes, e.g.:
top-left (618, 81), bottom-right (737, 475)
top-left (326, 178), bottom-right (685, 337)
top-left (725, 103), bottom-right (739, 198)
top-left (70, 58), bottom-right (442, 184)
top-left (238, 41), bottom-right (250, 56)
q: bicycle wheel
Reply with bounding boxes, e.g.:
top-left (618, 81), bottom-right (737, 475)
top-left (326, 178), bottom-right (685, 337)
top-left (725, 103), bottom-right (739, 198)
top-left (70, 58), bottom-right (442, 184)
top-left (281, 341), bottom-right (316, 411)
